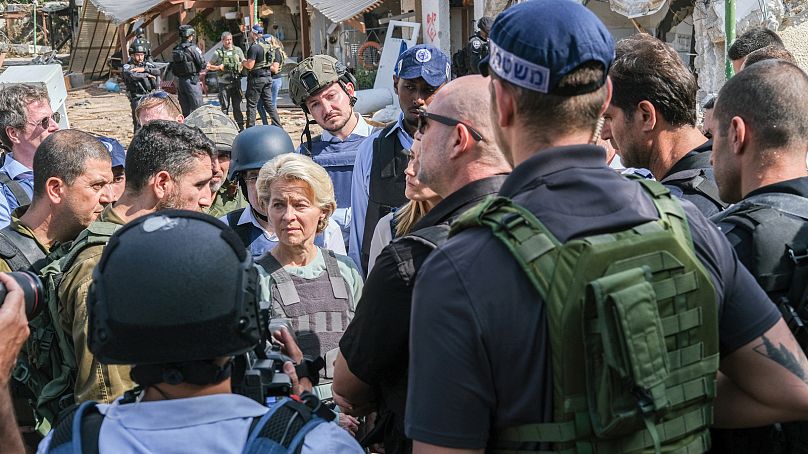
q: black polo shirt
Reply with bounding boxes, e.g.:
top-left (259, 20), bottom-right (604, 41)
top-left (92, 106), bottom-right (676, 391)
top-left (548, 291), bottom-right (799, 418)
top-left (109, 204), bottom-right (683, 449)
top-left (405, 145), bottom-right (780, 449)
top-left (339, 175), bottom-right (506, 454)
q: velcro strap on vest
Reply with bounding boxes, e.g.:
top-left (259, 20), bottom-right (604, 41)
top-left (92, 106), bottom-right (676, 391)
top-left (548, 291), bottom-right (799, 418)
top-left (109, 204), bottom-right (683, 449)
top-left (322, 250), bottom-right (349, 300)
top-left (273, 270), bottom-right (301, 306)
top-left (661, 307), bottom-right (702, 335)
top-left (492, 407), bottom-right (710, 449)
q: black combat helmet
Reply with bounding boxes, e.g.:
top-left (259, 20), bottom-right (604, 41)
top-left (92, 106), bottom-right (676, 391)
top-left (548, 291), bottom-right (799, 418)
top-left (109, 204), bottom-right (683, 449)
top-left (129, 41), bottom-right (148, 55)
top-left (87, 210), bottom-right (261, 366)
top-left (179, 25), bottom-right (196, 39)
top-left (228, 125), bottom-right (295, 181)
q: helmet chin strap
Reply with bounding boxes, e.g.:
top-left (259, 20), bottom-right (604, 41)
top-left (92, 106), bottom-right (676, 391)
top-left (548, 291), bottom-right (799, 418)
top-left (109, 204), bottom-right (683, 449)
top-left (251, 205), bottom-right (269, 223)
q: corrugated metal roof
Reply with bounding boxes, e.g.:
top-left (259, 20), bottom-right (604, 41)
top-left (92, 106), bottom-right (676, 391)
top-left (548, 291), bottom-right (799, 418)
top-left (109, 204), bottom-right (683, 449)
top-left (306, 0), bottom-right (382, 23)
top-left (88, 0), bottom-right (164, 24)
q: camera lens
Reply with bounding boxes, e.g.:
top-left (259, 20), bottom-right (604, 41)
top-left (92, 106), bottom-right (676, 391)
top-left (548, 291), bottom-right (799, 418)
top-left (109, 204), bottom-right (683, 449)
top-left (0, 271), bottom-right (45, 319)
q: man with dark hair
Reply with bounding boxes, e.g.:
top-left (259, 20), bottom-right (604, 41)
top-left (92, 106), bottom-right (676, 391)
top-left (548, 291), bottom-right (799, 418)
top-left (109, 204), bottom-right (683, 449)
top-left (288, 54), bottom-right (376, 250)
top-left (334, 75), bottom-right (511, 454)
top-left (405, 2), bottom-right (808, 453)
top-left (97, 136), bottom-right (127, 202)
top-left (348, 44), bottom-right (450, 274)
top-left (728, 26), bottom-right (785, 73)
top-left (710, 60), bottom-right (808, 454)
top-left (0, 130), bottom-right (113, 447)
top-left (602, 33), bottom-right (727, 216)
top-left (0, 84), bottom-right (60, 228)
top-left (741, 44), bottom-right (797, 69)
top-left (0, 130), bottom-right (114, 273)
top-left (59, 120), bottom-right (214, 405)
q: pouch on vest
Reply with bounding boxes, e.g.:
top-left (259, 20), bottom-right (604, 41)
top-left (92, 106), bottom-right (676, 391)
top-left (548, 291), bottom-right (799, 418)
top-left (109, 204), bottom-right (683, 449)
top-left (452, 178), bottom-right (719, 454)
top-left (14, 221), bottom-right (121, 436)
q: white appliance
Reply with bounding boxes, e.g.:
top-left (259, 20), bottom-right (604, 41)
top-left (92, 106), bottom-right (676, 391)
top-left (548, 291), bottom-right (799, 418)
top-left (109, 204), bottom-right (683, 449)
top-left (0, 64), bottom-right (70, 129)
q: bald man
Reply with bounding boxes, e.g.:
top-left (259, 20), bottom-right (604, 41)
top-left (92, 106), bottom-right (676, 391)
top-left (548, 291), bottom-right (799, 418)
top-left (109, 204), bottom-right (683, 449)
top-left (333, 75), bottom-right (512, 454)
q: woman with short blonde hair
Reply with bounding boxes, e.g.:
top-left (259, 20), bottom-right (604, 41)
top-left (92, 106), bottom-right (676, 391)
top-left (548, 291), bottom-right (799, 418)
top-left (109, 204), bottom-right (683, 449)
top-left (256, 154), bottom-right (362, 423)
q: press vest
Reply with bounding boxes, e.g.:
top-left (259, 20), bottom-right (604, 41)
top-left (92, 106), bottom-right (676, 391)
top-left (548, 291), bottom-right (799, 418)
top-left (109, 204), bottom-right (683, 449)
top-left (361, 123), bottom-right (408, 273)
top-left (303, 135), bottom-right (366, 211)
top-left (259, 250), bottom-right (353, 366)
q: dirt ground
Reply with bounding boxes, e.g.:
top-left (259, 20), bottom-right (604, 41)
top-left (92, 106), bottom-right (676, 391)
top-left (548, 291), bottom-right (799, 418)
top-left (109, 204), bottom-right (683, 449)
top-left (66, 85), bottom-right (323, 147)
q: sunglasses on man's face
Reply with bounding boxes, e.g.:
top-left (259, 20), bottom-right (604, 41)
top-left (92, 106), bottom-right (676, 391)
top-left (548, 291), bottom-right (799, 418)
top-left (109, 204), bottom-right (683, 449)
top-left (416, 110), bottom-right (484, 141)
top-left (27, 111), bottom-right (60, 129)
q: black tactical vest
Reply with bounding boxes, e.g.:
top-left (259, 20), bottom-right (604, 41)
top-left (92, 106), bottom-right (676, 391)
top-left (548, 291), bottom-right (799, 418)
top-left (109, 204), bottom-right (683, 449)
top-left (360, 123), bottom-right (409, 272)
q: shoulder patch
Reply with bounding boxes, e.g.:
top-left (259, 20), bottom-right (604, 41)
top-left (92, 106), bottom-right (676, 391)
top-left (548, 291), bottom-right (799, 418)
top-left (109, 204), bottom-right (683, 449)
top-left (471, 39), bottom-right (482, 50)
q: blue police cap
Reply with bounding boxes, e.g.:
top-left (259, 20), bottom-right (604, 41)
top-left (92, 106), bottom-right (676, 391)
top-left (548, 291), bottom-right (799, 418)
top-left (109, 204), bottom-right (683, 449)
top-left (480, 0), bottom-right (614, 95)
top-left (98, 137), bottom-right (126, 168)
top-left (252, 24), bottom-right (264, 34)
top-left (395, 44), bottom-right (450, 88)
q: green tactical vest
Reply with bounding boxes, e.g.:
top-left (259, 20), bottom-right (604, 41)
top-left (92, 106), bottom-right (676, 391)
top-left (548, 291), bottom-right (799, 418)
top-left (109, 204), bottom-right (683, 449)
top-left (13, 221), bottom-right (121, 436)
top-left (252, 41), bottom-right (275, 72)
top-left (451, 179), bottom-right (719, 454)
top-left (217, 47), bottom-right (242, 81)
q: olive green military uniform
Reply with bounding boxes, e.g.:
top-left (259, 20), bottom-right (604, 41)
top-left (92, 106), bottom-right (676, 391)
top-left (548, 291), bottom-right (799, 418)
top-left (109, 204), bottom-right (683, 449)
top-left (208, 46), bottom-right (246, 129)
top-left (58, 205), bottom-right (132, 404)
top-left (207, 180), bottom-right (246, 218)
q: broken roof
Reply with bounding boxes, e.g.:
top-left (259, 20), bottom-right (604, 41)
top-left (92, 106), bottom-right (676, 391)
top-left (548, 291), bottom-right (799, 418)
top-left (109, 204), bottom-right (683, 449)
top-left (88, 0), bottom-right (164, 24)
top-left (306, 0), bottom-right (382, 24)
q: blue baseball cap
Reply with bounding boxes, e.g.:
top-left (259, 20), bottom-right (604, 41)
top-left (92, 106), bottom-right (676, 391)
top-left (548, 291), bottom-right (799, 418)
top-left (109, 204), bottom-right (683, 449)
top-left (98, 136), bottom-right (126, 168)
top-left (480, 0), bottom-right (614, 95)
top-left (251, 24), bottom-right (264, 34)
top-left (395, 44), bottom-right (450, 88)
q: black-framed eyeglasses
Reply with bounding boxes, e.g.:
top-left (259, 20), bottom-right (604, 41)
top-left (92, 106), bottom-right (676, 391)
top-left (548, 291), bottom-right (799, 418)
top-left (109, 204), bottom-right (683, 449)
top-left (417, 110), bottom-right (484, 141)
top-left (27, 111), bottom-right (60, 129)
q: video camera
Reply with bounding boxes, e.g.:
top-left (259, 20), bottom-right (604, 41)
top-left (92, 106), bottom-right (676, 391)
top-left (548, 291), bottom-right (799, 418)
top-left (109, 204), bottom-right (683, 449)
top-left (233, 311), bottom-right (324, 405)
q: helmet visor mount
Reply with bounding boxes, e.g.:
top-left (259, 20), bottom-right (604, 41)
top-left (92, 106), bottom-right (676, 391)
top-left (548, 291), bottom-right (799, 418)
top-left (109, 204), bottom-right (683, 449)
top-left (300, 70), bottom-right (322, 95)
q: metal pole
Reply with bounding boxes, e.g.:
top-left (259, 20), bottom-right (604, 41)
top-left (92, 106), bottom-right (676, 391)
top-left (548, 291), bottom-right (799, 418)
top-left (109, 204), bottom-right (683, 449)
top-left (725, 0), bottom-right (736, 79)
top-left (33, 1), bottom-right (38, 54)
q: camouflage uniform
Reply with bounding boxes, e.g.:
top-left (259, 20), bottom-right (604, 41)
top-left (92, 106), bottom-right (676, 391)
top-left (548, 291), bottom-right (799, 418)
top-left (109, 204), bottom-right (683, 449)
top-left (184, 105), bottom-right (246, 218)
top-left (58, 206), bottom-right (132, 404)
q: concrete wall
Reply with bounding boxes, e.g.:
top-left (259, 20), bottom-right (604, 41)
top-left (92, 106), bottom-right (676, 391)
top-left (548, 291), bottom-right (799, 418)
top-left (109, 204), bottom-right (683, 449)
top-left (779, 20), bottom-right (808, 71)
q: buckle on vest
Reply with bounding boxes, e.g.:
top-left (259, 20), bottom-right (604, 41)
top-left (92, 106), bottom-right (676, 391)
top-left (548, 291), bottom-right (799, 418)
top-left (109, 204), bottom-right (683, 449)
top-left (789, 247), bottom-right (808, 266)
top-left (32, 328), bottom-right (54, 368)
top-left (499, 212), bottom-right (524, 231)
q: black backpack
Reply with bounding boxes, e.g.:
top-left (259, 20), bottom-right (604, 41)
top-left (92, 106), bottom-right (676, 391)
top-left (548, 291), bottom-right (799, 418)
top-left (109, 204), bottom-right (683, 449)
top-left (171, 44), bottom-right (196, 77)
top-left (44, 393), bottom-right (335, 454)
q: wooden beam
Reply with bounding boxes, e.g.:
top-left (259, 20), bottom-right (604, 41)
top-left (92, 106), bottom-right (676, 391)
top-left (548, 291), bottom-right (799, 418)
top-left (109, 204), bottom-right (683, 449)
top-left (249, 0), bottom-right (255, 27)
top-left (300, 0), bottom-right (310, 57)
top-left (118, 23), bottom-right (128, 63)
top-left (152, 8), bottom-right (213, 56)
top-left (152, 31), bottom-right (179, 56)
top-left (125, 14), bottom-right (159, 40)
